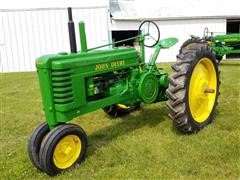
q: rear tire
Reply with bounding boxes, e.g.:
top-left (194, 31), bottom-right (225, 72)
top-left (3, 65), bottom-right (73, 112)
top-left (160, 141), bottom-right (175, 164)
top-left (179, 38), bottom-right (203, 53)
top-left (103, 103), bottom-right (140, 118)
top-left (167, 43), bottom-right (220, 133)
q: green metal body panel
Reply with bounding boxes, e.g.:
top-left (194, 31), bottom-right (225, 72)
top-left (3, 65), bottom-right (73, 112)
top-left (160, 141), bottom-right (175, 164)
top-left (212, 33), bottom-right (240, 57)
top-left (214, 34), bottom-right (240, 43)
top-left (36, 21), bottom-right (177, 129)
top-left (189, 33), bottom-right (240, 58)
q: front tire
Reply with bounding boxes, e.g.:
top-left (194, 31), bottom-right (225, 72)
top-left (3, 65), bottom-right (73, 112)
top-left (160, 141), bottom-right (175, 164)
top-left (39, 124), bottom-right (88, 176)
top-left (167, 43), bottom-right (220, 133)
top-left (28, 122), bottom-right (49, 171)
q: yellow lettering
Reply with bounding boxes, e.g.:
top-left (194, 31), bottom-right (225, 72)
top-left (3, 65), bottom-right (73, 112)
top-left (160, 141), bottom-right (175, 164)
top-left (224, 38), bottom-right (237, 41)
top-left (95, 63), bottom-right (109, 71)
top-left (110, 60), bottom-right (125, 68)
top-left (95, 60), bottom-right (125, 71)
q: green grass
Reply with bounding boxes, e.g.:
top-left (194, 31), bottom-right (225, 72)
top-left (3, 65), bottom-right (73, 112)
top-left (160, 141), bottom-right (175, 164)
top-left (1, 60), bottom-right (240, 179)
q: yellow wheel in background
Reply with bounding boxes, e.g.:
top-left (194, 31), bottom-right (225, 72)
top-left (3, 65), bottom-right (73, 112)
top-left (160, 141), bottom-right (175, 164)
top-left (167, 43), bottom-right (219, 133)
top-left (103, 103), bottom-right (140, 118)
top-left (116, 104), bottom-right (130, 109)
top-left (39, 124), bottom-right (88, 176)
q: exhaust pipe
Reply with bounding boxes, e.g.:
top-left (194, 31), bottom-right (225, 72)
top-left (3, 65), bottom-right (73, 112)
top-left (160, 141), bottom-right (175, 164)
top-left (67, 7), bottom-right (77, 53)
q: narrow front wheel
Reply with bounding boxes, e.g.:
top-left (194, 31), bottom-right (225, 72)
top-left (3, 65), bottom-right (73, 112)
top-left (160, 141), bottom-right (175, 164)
top-left (39, 124), bottom-right (88, 176)
top-left (28, 122), bottom-right (49, 171)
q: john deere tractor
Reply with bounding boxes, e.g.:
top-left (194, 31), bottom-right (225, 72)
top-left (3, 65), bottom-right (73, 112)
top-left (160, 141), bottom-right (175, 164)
top-left (181, 27), bottom-right (240, 62)
top-left (28, 8), bottom-right (220, 176)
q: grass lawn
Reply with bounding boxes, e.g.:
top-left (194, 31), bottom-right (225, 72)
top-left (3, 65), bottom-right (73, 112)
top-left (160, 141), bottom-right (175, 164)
top-left (1, 60), bottom-right (240, 179)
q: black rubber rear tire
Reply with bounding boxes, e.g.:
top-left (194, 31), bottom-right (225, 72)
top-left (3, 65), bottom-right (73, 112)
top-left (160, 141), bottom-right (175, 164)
top-left (167, 43), bottom-right (220, 133)
top-left (179, 38), bottom-right (204, 53)
top-left (103, 103), bottom-right (140, 118)
top-left (28, 122), bottom-right (49, 171)
top-left (39, 124), bottom-right (88, 176)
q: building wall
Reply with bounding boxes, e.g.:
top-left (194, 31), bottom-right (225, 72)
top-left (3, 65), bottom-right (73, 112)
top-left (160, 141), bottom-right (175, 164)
top-left (111, 18), bottom-right (226, 62)
top-left (0, 6), bottom-right (109, 72)
top-left (0, 7), bottom-right (228, 73)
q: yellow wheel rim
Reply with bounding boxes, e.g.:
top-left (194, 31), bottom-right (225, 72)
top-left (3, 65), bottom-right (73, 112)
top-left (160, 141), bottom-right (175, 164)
top-left (53, 135), bottom-right (81, 169)
top-left (117, 104), bottom-right (130, 109)
top-left (189, 57), bottom-right (217, 123)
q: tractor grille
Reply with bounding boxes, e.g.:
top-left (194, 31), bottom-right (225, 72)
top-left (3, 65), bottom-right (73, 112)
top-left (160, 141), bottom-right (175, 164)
top-left (51, 69), bottom-right (74, 104)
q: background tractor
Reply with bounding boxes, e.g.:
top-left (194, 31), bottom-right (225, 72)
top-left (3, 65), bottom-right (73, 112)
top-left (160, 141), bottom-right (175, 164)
top-left (28, 8), bottom-right (220, 176)
top-left (180, 27), bottom-right (240, 62)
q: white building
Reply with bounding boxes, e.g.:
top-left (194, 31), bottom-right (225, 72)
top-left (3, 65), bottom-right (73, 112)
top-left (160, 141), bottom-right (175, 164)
top-left (0, 0), bottom-right (110, 72)
top-left (0, 0), bottom-right (240, 72)
top-left (110, 0), bottom-right (240, 62)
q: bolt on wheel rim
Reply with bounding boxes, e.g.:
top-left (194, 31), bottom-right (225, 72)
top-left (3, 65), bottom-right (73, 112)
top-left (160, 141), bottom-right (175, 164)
top-left (189, 57), bottom-right (217, 123)
top-left (53, 135), bottom-right (81, 169)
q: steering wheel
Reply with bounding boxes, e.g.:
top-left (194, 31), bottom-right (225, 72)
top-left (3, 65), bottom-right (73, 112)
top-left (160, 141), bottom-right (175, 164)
top-left (203, 27), bottom-right (209, 38)
top-left (138, 20), bottom-right (160, 47)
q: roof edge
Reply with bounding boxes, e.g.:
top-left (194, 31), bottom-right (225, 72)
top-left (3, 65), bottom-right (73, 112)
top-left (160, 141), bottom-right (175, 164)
top-left (112, 15), bottom-right (240, 21)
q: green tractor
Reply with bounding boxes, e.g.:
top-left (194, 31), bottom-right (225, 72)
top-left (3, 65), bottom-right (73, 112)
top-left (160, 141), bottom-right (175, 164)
top-left (28, 8), bottom-right (220, 176)
top-left (181, 27), bottom-right (240, 62)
